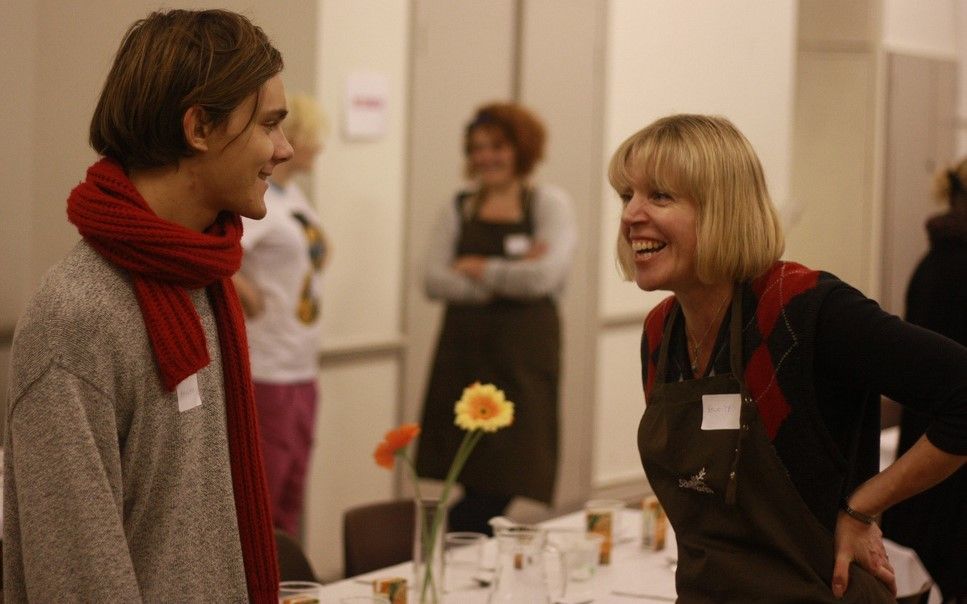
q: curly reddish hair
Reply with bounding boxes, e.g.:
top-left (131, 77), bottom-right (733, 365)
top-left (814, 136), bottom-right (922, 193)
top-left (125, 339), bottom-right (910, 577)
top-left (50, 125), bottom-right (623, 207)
top-left (463, 102), bottom-right (546, 178)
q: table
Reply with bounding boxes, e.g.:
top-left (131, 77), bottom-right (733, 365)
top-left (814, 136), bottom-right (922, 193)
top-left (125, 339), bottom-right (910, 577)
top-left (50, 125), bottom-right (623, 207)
top-left (320, 508), bottom-right (674, 603)
top-left (320, 506), bottom-right (941, 603)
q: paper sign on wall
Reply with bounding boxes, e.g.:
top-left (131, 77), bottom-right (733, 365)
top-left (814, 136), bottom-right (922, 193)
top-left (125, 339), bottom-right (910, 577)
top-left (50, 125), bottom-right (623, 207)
top-left (343, 72), bottom-right (389, 141)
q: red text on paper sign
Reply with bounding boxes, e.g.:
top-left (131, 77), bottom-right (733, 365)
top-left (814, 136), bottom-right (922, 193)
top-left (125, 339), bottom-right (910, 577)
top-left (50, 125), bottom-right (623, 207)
top-left (352, 96), bottom-right (384, 110)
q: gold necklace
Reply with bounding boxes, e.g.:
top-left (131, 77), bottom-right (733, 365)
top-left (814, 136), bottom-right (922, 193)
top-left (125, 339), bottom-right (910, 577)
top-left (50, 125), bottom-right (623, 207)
top-left (685, 295), bottom-right (730, 375)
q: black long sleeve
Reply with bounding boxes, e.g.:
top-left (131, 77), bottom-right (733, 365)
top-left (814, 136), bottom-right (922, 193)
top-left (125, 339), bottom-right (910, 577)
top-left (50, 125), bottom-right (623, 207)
top-left (813, 282), bottom-right (967, 455)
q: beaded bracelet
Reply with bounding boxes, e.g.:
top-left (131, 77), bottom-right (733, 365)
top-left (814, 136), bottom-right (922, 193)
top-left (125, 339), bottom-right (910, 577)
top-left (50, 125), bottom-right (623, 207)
top-left (841, 500), bottom-right (877, 525)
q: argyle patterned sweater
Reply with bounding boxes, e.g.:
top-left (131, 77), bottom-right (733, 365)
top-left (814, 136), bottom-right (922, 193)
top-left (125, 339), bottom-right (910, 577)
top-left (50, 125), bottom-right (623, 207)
top-left (642, 261), bottom-right (879, 531)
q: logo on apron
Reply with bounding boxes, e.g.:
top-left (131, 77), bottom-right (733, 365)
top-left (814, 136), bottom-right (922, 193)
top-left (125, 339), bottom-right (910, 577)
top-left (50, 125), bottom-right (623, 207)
top-left (678, 467), bottom-right (714, 494)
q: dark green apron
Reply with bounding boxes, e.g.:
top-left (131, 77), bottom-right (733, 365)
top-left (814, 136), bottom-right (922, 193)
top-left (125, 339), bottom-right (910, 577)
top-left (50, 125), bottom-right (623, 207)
top-left (416, 190), bottom-right (559, 503)
top-left (638, 290), bottom-right (892, 603)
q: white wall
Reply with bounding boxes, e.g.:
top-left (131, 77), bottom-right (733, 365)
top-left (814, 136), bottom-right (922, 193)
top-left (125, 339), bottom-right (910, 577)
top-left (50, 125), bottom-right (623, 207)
top-left (314, 1), bottom-right (409, 350)
top-left (0, 1), bottom-right (35, 331)
top-left (881, 0), bottom-right (962, 164)
top-left (787, 50), bottom-right (877, 293)
top-left (594, 0), bottom-right (799, 488)
top-left (958, 1), bottom-right (967, 156)
top-left (306, 0), bottom-right (410, 580)
top-left (0, 0), bottom-right (38, 438)
top-left (882, 0), bottom-right (958, 58)
top-left (786, 0), bottom-right (880, 295)
top-left (881, 0), bottom-right (967, 159)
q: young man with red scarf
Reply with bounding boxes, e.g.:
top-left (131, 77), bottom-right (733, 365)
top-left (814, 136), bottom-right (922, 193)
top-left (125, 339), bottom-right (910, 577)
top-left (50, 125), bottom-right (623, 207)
top-left (3, 10), bottom-right (293, 602)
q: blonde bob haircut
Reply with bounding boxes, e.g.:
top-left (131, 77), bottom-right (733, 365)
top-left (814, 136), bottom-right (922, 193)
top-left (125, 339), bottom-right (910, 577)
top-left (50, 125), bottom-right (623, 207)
top-left (609, 114), bottom-right (784, 285)
top-left (282, 94), bottom-right (330, 149)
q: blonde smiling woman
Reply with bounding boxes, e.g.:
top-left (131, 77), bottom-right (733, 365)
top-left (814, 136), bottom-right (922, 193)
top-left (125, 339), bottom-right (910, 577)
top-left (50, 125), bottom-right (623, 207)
top-left (615, 114), bottom-right (967, 603)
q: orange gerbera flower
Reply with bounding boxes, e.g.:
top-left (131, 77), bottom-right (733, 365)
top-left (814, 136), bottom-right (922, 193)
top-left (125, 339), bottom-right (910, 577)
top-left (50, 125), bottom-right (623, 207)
top-left (373, 423), bottom-right (421, 469)
top-left (370, 383), bottom-right (511, 601)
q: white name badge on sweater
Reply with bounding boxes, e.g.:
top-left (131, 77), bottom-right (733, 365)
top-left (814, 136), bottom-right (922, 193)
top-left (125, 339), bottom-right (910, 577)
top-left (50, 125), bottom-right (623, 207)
top-left (701, 393), bottom-right (741, 430)
top-left (504, 233), bottom-right (532, 257)
top-left (176, 374), bottom-right (202, 412)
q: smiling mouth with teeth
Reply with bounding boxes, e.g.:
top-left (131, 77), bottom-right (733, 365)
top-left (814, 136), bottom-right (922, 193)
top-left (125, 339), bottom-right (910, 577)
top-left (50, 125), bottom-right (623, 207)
top-left (632, 240), bottom-right (667, 256)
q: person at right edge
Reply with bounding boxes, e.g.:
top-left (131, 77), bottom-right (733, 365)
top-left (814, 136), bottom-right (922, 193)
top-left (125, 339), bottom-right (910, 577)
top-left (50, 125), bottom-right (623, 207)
top-left (882, 159), bottom-right (967, 603)
top-left (612, 114), bottom-right (966, 602)
top-left (416, 102), bottom-right (577, 535)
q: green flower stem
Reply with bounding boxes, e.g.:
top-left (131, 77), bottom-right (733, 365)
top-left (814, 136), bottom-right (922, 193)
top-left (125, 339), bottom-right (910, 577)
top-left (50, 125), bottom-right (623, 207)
top-left (418, 501), bottom-right (440, 603)
top-left (397, 429), bottom-right (485, 603)
top-left (399, 453), bottom-right (424, 505)
top-left (427, 429), bottom-right (483, 603)
top-left (437, 429), bottom-right (484, 515)
top-left (389, 426), bottom-right (494, 602)
top-left (397, 453), bottom-right (439, 601)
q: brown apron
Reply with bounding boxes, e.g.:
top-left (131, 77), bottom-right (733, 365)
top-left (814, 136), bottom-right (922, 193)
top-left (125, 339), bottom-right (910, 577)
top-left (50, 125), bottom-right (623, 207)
top-left (638, 290), bottom-right (892, 603)
top-left (416, 190), bottom-right (559, 503)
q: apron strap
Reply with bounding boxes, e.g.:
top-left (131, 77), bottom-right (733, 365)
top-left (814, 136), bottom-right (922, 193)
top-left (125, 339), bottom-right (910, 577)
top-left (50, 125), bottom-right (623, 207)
top-left (654, 300), bottom-right (680, 383)
top-left (725, 286), bottom-right (747, 505)
top-left (522, 186), bottom-right (535, 230)
top-left (728, 286), bottom-right (744, 376)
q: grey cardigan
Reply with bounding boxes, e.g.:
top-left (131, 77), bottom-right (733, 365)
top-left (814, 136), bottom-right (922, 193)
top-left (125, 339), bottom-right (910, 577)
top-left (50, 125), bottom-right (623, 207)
top-left (423, 183), bottom-right (577, 303)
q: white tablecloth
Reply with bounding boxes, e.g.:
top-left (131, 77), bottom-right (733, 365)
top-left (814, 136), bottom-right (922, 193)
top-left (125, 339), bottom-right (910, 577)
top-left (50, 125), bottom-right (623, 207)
top-left (319, 509), bottom-right (674, 603)
top-left (880, 425), bottom-right (900, 472)
top-left (316, 507), bottom-right (939, 603)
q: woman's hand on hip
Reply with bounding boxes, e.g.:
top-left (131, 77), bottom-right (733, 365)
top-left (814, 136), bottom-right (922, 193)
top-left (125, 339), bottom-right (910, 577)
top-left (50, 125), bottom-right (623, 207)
top-left (831, 512), bottom-right (896, 598)
top-left (831, 436), bottom-right (966, 597)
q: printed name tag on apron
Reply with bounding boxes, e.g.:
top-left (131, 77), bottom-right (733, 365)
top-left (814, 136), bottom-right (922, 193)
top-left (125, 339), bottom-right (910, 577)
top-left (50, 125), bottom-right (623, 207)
top-left (504, 233), bottom-right (532, 257)
top-left (701, 393), bottom-right (741, 430)
top-left (176, 373), bottom-right (202, 412)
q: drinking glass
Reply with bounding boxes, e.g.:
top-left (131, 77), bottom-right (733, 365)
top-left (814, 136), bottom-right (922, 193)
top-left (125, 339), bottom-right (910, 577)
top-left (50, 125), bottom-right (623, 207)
top-left (584, 498), bottom-right (625, 564)
top-left (279, 580), bottom-right (324, 603)
top-left (549, 530), bottom-right (605, 601)
top-left (443, 531), bottom-right (486, 593)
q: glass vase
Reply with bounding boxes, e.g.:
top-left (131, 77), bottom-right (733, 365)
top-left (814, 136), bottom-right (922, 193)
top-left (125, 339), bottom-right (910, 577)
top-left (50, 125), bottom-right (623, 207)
top-left (413, 498), bottom-right (445, 604)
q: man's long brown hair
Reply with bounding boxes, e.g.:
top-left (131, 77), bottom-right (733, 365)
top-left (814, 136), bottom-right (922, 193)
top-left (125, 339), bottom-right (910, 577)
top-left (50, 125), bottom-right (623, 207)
top-left (90, 9), bottom-right (283, 170)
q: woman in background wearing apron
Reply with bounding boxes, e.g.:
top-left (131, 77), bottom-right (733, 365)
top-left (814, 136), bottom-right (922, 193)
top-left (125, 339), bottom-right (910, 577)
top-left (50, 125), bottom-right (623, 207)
top-left (610, 114), bottom-right (967, 602)
top-left (416, 102), bottom-right (577, 535)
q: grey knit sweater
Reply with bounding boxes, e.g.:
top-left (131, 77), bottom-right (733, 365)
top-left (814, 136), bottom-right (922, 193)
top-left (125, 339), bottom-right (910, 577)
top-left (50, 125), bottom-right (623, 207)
top-left (3, 241), bottom-right (248, 602)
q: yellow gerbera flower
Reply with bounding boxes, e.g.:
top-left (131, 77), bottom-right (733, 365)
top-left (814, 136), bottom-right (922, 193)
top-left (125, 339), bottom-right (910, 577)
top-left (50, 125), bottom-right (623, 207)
top-left (453, 382), bottom-right (514, 432)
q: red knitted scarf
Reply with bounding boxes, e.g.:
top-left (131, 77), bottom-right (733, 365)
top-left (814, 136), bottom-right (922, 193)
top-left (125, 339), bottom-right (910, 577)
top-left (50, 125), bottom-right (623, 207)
top-left (67, 157), bottom-right (279, 602)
